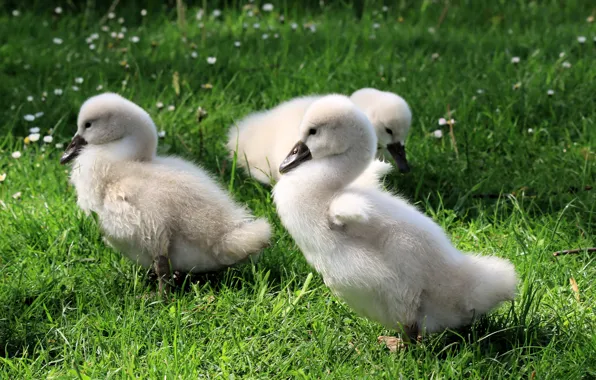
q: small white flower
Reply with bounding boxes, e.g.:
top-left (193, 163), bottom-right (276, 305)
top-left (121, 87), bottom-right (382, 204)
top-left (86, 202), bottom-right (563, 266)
top-left (291, 22), bottom-right (298, 30)
top-left (89, 44), bottom-right (96, 50)
top-left (562, 61), bottom-right (572, 68)
top-left (253, 23), bottom-right (260, 29)
top-left (373, 23), bottom-right (380, 29)
top-left (431, 52), bottom-right (439, 60)
top-left (428, 27), bottom-right (436, 34)
top-left (53, 37), bottom-right (63, 45)
top-left (158, 130), bottom-right (166, 138)
top-left (101, 25), bottom-right (109, 32)
top-left (513, 82), bottom-right (522, 90)
top-left (212, 9), bottom-right (222, 17)
top-left (309, 25), bottom-right (316, 32)
top-left (156, 101), bottom-right (164, 109)
top-left (547, 89), bottom-right (554, 96)
top-left (122, 79), bottom-right (127, 86)
top-left (29, 133), bottom-right (40, 142)
top-left (449, 119), bottom-right (456, 125)
top-left (477, 89), bottom-right (485, 94)
top-left (262, 33), bottom-right (269, 39)
top-left (54, 88), bottom-right (63, 95)
top-left (0, 173), bottom-right (6, 182)
top-left (190, 51), bottom-right (198, 58)
top-left (72, 86), bottom-right (80, 91)
top-left (141, 9), bottom-right (147, 16)
top-left (279, 15), bottom-right (285, 22)
top-left (24, 114), bottom-right (35, 122)
top-left (577, 36), bottom-right (586, 44)
top-left (43, 135), bottom-right (53, 143)
top-left (196, 9), bottom-right (204, 20)
top-left (55, 143), bottom-right (64, 149)
top-left (234, 41), bottom-right (241, 47)
top-left (207, 56), bottom-right (217, 64)
top-left (438, 118), bottom-right (447, 126)
top-left (118, 17), bottom-right (124, 24)
top-left (511, 56), bottom-right (520, 64)
top-left (432, 130), bottom-right (443, 138)
top-left (167, 105), bottom-right (175, 111)
top-left (12, 192), bottom-right (22, 199)
top-left (108, 12), bottom-right (115, 19)
top-left (528, 128), bottom-right (534, 134)
top-left (90, 33), bottom-right (99, 40)
top-left (27, 96), bottom-right (33, 102)
top-left (55, 7), bottom-right (63, 14)
top-left (559, 52), bottom-right (565, 58)
top-left (12, 151), bottom-right (22, 159)
top-left (29, 127), bottom-right (40, 133)
top-left (274, 33), bottom-right (279, 39)
top-left (86, 37), bottom-right (93, 44)
top-left (382, 6), bottom-right (388, 12)
top-left (34, 112), bottom-right (44, 118)
top-left (130, 36), bottom-right (140, 43)
top-left (12, 10), bottom-right (20, 17)
top-left (96, 85), bottom-right (103, 91)
top-left (75, 77), bottom-right (84, 84)
top-left (110, 32), bottom-right (117, 38)
top-left (117, 32), bottom-right (124, 39)
top-left (262, 3), bottom-right (274, 11)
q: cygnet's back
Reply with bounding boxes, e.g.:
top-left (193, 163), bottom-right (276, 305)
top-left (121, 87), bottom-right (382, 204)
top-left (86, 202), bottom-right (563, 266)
top-left (227, 96), bottom-right (318, 184)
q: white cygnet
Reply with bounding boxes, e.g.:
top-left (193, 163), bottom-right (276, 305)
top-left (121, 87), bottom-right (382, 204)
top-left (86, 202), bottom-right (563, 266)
top-left (226, 88), bottom-right (411, 186)
top-left (61, 93), bottom-right (272, 293)
top-left (273, 95), bottom-right (517, 341)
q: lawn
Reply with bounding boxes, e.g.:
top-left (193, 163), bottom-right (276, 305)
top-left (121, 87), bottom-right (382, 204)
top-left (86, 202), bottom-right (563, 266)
top-left (1, 0), bottom-right (595, 378)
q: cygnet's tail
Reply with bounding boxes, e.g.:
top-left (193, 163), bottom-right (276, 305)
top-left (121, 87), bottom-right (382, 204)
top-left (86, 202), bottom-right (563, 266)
top-left (464, 255), bottom-right (518, 315)
top-left (350, 159), bottom-right (393, 189)
top-left (213, 218), bottom-right (272, 264)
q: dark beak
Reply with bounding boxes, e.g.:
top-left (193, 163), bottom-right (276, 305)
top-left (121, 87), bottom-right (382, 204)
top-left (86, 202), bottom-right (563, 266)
top-left (279, 141), bottom-right (312, 174)
top-left (60, 134), bottom-right (88, 165)
top-left (386, 142), bottom-right (410, 173)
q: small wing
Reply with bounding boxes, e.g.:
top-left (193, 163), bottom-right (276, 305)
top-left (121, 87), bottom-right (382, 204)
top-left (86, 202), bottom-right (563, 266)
top-left (329, 192), bottom-right (373, 226)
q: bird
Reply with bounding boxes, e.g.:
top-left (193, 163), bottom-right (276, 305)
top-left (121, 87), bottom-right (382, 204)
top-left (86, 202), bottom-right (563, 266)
top-left (226, 88), bottom-right (412, 186)
top-left (61, 93), bottom-right (272, 294)
top-left (272, 94), bottom-right (517, 343)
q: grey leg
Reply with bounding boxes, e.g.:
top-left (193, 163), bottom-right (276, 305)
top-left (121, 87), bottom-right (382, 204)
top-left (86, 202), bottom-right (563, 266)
top-left (154, 255), bottom-right (171, 298)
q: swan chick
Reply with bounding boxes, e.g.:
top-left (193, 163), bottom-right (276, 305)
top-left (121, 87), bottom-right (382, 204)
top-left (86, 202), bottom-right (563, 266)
top-left (62, 93), bottom-right (272, 294)
top-left (226, 88), bottom-right (411, 185)
top-left (273, 95), bottom-right (517, 341)
top-left (350, 88), bottom-right (412, 173)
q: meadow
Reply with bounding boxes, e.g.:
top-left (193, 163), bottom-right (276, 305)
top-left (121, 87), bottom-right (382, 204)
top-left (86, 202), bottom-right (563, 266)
top-left (0, 1), bottom-right (595, 378)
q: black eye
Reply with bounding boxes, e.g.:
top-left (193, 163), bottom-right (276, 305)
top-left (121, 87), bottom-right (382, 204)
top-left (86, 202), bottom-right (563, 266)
top-left (385, 128), bottom-right (393, 135)
top-left (84, 122), bottom-right (92, 128)
top-left (308, 128), bottom-right (317, 135)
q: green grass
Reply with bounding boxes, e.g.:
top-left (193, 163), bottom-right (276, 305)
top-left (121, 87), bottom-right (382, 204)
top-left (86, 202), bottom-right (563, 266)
top-left (1, 1), bottom-right (595, 378)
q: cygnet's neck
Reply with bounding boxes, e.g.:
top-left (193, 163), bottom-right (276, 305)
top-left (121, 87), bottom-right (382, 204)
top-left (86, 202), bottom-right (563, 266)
top-left (283, 146), bottom-right (372, 194)
top-left (91, 134), bottom-right (157, 163)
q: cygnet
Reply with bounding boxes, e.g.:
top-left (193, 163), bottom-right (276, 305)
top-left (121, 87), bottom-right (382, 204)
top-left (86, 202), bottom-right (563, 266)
top-left (226, 88), bottom-right (412, 185)
top-left (61, 93), bottom-right (272, 293)
top-left (273, 95), bottom-right (517, 341)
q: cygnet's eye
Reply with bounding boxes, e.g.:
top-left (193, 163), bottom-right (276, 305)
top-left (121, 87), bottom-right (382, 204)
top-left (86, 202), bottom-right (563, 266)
top-left (385, 127), bottom-right (393, 135)
top-left (308, 128), bottom-right (317, 135)
top-left (84, 122), bottom-right (92, 129)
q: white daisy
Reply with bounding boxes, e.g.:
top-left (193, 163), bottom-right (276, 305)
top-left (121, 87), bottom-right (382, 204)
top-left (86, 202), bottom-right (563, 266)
top-left (101, 25), bottom-right (109, 32)
top-left (156, 101), bottom-right (164, 109)
top-left (12, 151), bottom-right (22, 159)
top-left (72, 86), bottom-right (80, 91)
top-left (24, 114), bottom-right (35, 122)
top-left (130, 36), bottom-right (140, 43)
top-left (547, 89), bottom-right (554, 96)
top-left (577, 36), bottom-right (586, 44)
top-left (141, 9), bottom-right (147, 16)
top-left (53, 37), bottom-right (63, 45)
top-left (562, 61), bottom-right (571, 68)
top-left (234, 41), bottom-right (241, 47)
top-left (191, 51), bottom-right (198, 58)
top-left (55, 143), bottom-right (64, 149)
top-left (12, 192), bottom-right (22, 199)
top-left (432, 130), bottom-right (443, 138)
top-left (29, 133), bottom-right (40, 142)
top-left (511, 56), bottom-right (520, 64)
top-left (55, 7), bottom-right (63, 14)
top-left (262, 3), bottom-right (274, 11)
top-left (27, 96), bottom-right (33, 102)
top-left (212, 9), bottom-right (222, 17)
top-left (34, 112), bottom-right (44, 118)
top-left (12, 10), bottom-right (20, 17)
top-left (75, 77), bottom-right (84, 84)
top-left (43, 135), bottom-right (53, 143)
top-left (158, 130), bottom-right (166, 138)
top-left (29, 127), bottom-right (40, 133)
top-left (54, 88), bottom-right (63, 95)
top-left (0, 173), bottom-right (6, 182)
top-left (108, 12), bottom-right (115, 19)
top-left (207, 56), bottom-right (217, 64)
top-left (438, 118), bottom-right (447, 126)
top-left (168, 105), bottom-right (175, 111)
top-left (262, 33), bottom-right (269, 39)
top-left (89, 44), bottom-right (96, 50)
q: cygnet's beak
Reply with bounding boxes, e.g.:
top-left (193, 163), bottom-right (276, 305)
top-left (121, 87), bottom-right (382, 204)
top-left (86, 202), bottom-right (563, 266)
top-left (279, 141), bottom-right (312, 174)
top-left (386, 142), bottom-right (410, 173)
top-left (60, 134), bottom-right (88, 165)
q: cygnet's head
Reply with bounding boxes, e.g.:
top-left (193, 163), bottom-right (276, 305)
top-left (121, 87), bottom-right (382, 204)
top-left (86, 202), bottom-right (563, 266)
top-left (60, 93), bottom-right (158, 164)
top-left (350, 88), bottom-right (412, 173)
top-left (279, 95), bottom-right (377, 175)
